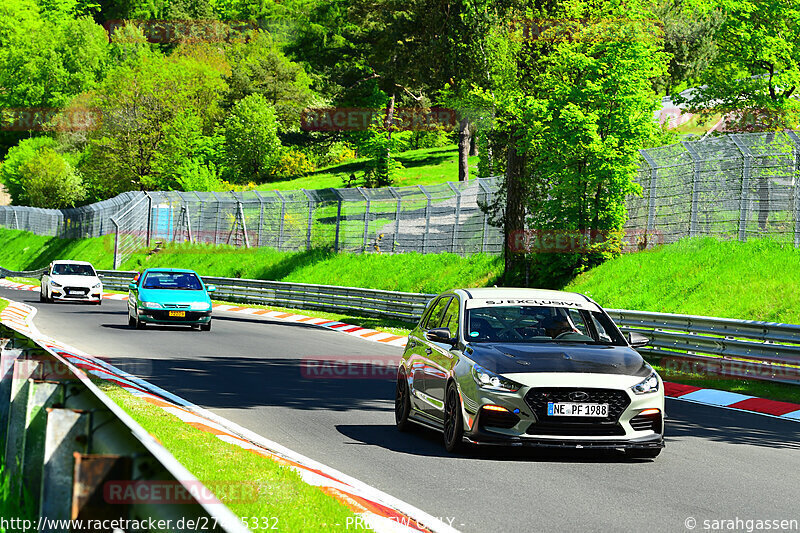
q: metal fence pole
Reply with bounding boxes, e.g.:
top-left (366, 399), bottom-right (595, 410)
top-left (447, 182), bottom-right (462, 253)
top-left (681, 141), bottom-right (701, 237)
top-left (389, 187), bottom-right (401, 253)
top-left (302, 189), bottom-right (314, 251)
top-left (478, 179), bottom-right (490, 253)
top-left (145, 192), bottom-right (153, 247)
top-left (731, 135), bottom-right (752, 242)
top-left (111, 218), bottom-right (121, 269)
top-left (639, 150), bottom-right (658, 231)
top-left (418, 186), bottom-right (432, 254)
top-left (252, 191), bottom-right (265, 248)
top-left (210, 192), bottom-right (222, 245)
top-left (788, 131), bottom-right (800, 247)
top-left (357, 187), bottom-right (370, 253)
top-left (275, 191), bottom-right (286, 251)
top-left (332, 189), bottom-right (343, 253)
top-left (237, 201), bottom-right (250, 248)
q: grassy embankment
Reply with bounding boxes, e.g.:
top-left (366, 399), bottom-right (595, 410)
top-left (567, 237), bottom-right (800, 404)
top-left (263, 146), bottom-right (478, 191)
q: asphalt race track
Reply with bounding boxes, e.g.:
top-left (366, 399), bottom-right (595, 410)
top-left (4, 287), bottom-right (798, 533)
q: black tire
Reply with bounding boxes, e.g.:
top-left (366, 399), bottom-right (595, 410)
top-left (395, 371), bottom-right (413, 431)
top-left (128, 314), bottom-right (136, 328)
top-left (200, 322), bottom-right (211, 332)
top-left (39, 291), bottom-right (45, 303)
top-left (135, 312), bottom-right (146, 329)
top-left (627, 447), bottom-right (662, 459)
top-left (443, 381), bottom-right (465, 453)
top-left (96, 299), bottom-right (102, 306)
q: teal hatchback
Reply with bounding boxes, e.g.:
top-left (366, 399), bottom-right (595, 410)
top-left (127, 269), bottom-right (216, 331)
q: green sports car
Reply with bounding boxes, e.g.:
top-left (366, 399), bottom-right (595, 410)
top-left (127, 268), bottom-right (216, 331)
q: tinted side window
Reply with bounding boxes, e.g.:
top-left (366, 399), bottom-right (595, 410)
top-left (424, 297), bottom-right (451, 330)
top-left (439, 298), bottom-right (460, 335)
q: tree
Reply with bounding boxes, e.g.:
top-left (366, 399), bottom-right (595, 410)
top-left (223, 94), bottom-right (284, 182)
top-left (223, 33), bottom-right (315, 130)
top-left (17, 148), bottom-right (86, 208)
top-left (0, 137), bottom-right (60, 204)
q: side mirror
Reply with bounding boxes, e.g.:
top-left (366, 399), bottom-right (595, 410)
top-left (128, 282), bottom-right (136, 290)
top-left (626, 331), bottom-right (650, 348)
top-left (426, 327), bottom-right (455, 345)
top-left (206, 285), bottom-right (216, 293)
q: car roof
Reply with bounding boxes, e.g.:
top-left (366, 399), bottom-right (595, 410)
top-left (52, 260), bottom-right (94, 266)
top-left (453, 287), bottom-right (600, 311)
top-left (142, 268), bottom-right (198, 274)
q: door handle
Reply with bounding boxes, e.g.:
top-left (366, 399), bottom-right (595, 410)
top-left (409, 340), bottom-right (417, 348)
top-left (425, 347), bottom-right (432, 355)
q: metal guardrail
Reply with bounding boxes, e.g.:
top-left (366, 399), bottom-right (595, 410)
top-left (2, 267), bottom-right (799, 384)
top-left (0, 321), bottom-right (248, 532)
top-left (97, 270), bottom-right (436, 321)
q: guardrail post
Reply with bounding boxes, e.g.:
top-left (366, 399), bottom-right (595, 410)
top-left (302, 189), bottom-right (314, 251)
top-left (357, 187), bottom-right (371, 253)
top-left (681, 141), bottom-right (702, 237)
top-left (389, 187), bottom-right (401, 253)
top-left (23, 380), bottom-right (64, 501)
top-left (4, 358), bottom-right (41, 498)
top-left (40, 408), bottom-right (90, 526)
top-left (447, 182), bottom-right (462, 253)
top-left (787, 131), bottom-right (800, 248)
top-left (419, 185), bottom-right (431, 254)
top-left (275, 191), bottom-right (286, 251)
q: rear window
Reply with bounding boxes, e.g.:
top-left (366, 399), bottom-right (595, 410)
top-left (142, 271), bottom-right (203, 290)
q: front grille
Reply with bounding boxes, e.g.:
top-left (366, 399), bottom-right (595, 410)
top-left (525, 388), bottom-right (631, 422)
top-left (630, 412), bottom-right (662, 432)
top-left (524, 388), bottom-right (631, 437)
top-left (64, 287), bottom-right (89, 296)
top-left (163, 304), bottom-right (190, 309)
top-left (146, 310), bottom-right (208, 321)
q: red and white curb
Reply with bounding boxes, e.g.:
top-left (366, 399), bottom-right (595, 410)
top-left (0, 298), bottom-right (456, 533)
top-left (664, 382), bottom-right (800, 421)
top-left (0, 279), bottom-right (408, 347)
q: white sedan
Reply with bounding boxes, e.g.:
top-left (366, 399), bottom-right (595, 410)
top-left (40, 260), bottom-right (103, 305)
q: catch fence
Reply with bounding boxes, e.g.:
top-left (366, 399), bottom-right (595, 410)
top-left (2, 131), bottom-right (800, 265)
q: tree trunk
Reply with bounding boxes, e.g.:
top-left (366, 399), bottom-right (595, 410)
top-left (504, 128), bottom-right (527, 284)
top-left (458, 117), bottom-right (471, 181)
top-left (469, 125), bottom-right (479, 156)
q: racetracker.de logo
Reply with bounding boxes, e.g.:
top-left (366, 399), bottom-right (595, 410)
top-left (103, 19), bottom-right (258, 44)
top-left (0, 108), bottom-right (102, 132)
top-left (301, 355), bottom-right (400, 379)
top-left (104, 480), bottom-right (259, 504)
top-left (300, 107), bottom-right (457, 132)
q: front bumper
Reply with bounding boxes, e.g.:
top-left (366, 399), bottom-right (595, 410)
top-left (138, 309), bottom-right (212, 325)
top-left (464, 430), bottom-right (664, 450)
top-left (50, 288), bottom-right (102, 302)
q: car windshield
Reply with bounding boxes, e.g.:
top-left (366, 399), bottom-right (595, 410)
top-left (466, 305), bottom-right (625, 345)
top-left (52, 264), bottom-right (96, 276)
top-left (142, 271), bottom-right (204, 291)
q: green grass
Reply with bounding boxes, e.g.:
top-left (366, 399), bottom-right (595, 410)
top-left (261, 146), bottom-right (478, 191)
top-left (0, 298), bottom-right (7, 313)
top-left (0, 228), bottom-right (115, 271)
top-left (566, 236), bottom-right (800, 324)
top-left (123, 243), bottom-right (502, 294)
top-left (99, 383), bottom-right (360, 531)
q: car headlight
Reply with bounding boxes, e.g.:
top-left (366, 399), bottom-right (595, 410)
top-left (632, 371), bottom-right (660, 395)
top-left (50, 280), bottom-right (61, 287)
top-left (190, 302), bottom-right (211, 310)
top-left (471, 364), bottom-right (520, 392)
top-left (140, 301), bottom-right (163, 309)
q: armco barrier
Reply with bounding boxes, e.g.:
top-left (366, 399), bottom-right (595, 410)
top-left (0, 320), bottom-right (248, 531)
top-left (3, 267), bottom-right (799, 385)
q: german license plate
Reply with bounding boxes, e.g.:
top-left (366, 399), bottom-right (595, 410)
top-left (68, 290), bottom-right (82, 295)
top-left (547, 402), bottom-right (608, 417)
top-left (168, 311), bottom-right (185, 317)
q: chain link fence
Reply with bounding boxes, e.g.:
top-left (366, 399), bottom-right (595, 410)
top-left (2, 131), bottom-right (800, 266)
